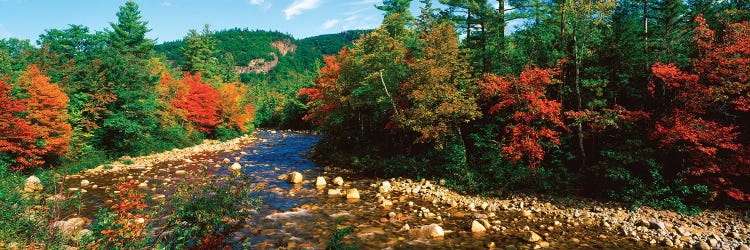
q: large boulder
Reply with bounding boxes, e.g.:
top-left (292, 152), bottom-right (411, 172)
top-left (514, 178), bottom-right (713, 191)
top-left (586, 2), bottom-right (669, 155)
top-left (288, 171), bottom-right (303, 184)
top-left (24, 176), bottom-right (43, 193)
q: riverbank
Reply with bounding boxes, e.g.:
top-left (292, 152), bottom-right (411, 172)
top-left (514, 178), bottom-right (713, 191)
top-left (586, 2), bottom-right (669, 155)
top-left (3, 130), bottom-right (749, 249)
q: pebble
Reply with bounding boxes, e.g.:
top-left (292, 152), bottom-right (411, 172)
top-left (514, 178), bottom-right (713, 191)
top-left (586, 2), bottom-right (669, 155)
top-left (80, 179), bottom-right (90, 187)
top-left (175, 170), bottom-right (186, 175)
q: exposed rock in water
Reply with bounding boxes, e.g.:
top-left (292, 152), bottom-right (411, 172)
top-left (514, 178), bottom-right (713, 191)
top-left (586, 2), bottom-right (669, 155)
top-left (315, 176), bottom-right (327, 187)
top-left (471, 220), bottom-right (487, 233)
top-left (333, 176), bottom-right (344, 186)
top-left (421, 224), bottom-right (444, 238)
top-left (288, 171), bottom-right (303, 184)
top-left (328, 189), bottom-right (342, 196)
top-left (277, 174), bottom-right (288, 180)
top-left (346, 188), bottom-right (360, 200)
top-left (24, 176), bottom-right (43, 193)
top-left (230, 162), bottom-right (242, 171)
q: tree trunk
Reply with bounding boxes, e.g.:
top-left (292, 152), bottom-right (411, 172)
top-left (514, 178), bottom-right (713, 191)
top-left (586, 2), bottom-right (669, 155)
top-left (573, 19), bottom-right (586, 168)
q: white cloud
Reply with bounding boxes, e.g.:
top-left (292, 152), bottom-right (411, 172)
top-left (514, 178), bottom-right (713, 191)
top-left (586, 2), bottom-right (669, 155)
top-left (322, 19), bottom-right (339, 29)
top-left (284, 0), bottom-right (320, 20)
top-left (160, 1), bottom-right (172, 7)
top-left (249, 0), bottom-right (263, 5)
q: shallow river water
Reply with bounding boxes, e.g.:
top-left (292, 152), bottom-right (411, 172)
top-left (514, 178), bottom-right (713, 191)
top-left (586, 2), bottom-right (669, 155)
top-left (63, 130), bottom-right (668, 249)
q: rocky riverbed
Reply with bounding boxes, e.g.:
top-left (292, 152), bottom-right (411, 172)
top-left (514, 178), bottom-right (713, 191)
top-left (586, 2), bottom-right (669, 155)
top-left (19, 130), bottom-right (750, 249)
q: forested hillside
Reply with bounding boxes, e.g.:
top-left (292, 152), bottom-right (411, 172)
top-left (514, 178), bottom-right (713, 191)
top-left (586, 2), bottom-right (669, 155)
top-left (154, 28), bottom-right (368, 128)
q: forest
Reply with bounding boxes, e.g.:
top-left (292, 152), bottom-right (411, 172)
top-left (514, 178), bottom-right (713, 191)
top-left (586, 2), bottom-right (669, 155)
top-left (0, 0), bottom-right (749, 248)
top-left (0, 0), bottom-right (748, 234)
top-left (297, 0), bottom-right (750, 214)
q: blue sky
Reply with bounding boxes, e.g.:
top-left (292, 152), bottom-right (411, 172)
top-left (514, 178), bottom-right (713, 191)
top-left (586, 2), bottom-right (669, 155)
top-left (0, 0), bottom-right (519, 44)
top-left (0, 0), bottom-right (396, 43)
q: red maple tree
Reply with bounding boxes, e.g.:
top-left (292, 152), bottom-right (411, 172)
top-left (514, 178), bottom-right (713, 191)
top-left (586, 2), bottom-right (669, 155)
top-left (650, 15), bottom-right (750, 201)
top-left (0, 74), bottom-right (38, 171)
top-left (17, 65), bottom-right (72, 167)
top-left (171, 72), bottom-right (220, 134)
top-left (480, 67), bottom-right (568, 170)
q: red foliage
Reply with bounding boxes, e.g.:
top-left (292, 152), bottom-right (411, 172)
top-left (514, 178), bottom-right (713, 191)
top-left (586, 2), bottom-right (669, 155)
top-left (0, 75), bottom-right (38, 170)
top-left (650, 16), bottom-right (750, 201)
top-left (299, 48), bottom-right (347, 126)
top-left (171, 72), bottom-right (220, 133)
top-left (480, 67), bottom-right (568, 170)
top-left (18, 65), bottom-right (72, 165)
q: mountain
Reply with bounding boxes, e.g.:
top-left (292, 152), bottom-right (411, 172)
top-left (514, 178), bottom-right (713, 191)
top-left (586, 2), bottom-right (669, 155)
top-left (154, 29), bottom-right (371, 81)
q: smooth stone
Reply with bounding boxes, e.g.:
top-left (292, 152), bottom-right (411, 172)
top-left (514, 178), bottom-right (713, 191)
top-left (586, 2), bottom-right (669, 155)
top-left (175, 170), bottom-right (186, 175)
top-left (80, 179), bottom-right (90, 187)
top-left (137, 183), bottom-right (148, 188)
top-left (697, 242), bottom-right (711, 250)
top-left (346, 189), bottom-right (360, 200)
top-left (524, 231), bottom-right (542, 243)
top-left (333, 177), bottom-right (344, 186)
top-left (328, 189), bottom-right (342, 196)
top-left (739, 244), bottom-right (750, 250)
top-left (471, 220), bottom-right (487, 233)
top-left (230, 162), bottom-right (242, 171)
top-left (315, 176), bottom-right (327, 186)
top-left (277, 174), bottom-right (288, 180)
top-left (421, 224), bottom-right (444, 238)
top-left (287, 171), bottom-right (303, 184)
top-left (24, 176), bottom-right (43, 192)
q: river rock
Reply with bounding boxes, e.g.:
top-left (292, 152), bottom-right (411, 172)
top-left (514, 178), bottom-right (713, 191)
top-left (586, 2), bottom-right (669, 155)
top-left (137, 182), bottom-right (148, 189)
top-left (223, 158), bottom-right (231, 163)
top-left (315, 176), bottom-right (327, 187)
top-left (24, 176), bottom-right (43, 193)
top-left (421, 224), bottom-right (444, 238)
top-left (328, 189), bottom-right (342, 196)
top-left (80, 179), bottom-right (90, 187)
top-left (288, 171), bottom-right (303, 184)
top-left (346, 188), bottom-right (360, 200)
top-left (379, 181), bottom-right (392, 193)
top-left (175, 170), bottom-right (186, 175)
top-left (524, 231), bottom-right (542, 243)
top-left (471, 220), bottom-right (487, 233)
top-left (696, 241), bottom-right (711, 250)
top-left (333, 177), bottom-right (344, 186)
top-left (381, 199), bottom-right (393, 207)
top-left (277, 174), bottom-right (288, 180)
top-left (739, 244), bottom-right (750, 250)
top-left (649, 220), bottom-right (666, 231)
top-left (230, 162), bottom-right (242, 171)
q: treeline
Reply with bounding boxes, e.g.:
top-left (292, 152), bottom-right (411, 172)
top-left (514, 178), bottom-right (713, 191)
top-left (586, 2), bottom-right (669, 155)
top-left (155, 28), bottom-right (368, 128)
top-left (0, 2), bottom-right (255, 172)
top-left (300, 0), bottom-right (749, 213)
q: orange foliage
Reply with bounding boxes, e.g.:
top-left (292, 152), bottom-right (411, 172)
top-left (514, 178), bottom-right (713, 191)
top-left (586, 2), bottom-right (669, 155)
top-left (299, 48), bottom-right (347, 125)
top-left (0, 75), bottom-right (38, 170)
top-left (17, 65), bottom-right (72, 166)
top-left (171, 72), bottom-right (220, 134)
top-left (217, 82), bottom-right (255, 132)
top-left (480, 67), bottom-right (567, 170)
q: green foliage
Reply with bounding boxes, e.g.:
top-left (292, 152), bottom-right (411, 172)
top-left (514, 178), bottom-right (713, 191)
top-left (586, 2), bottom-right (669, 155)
top-left (326, 222), bottom-right (358, 250)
